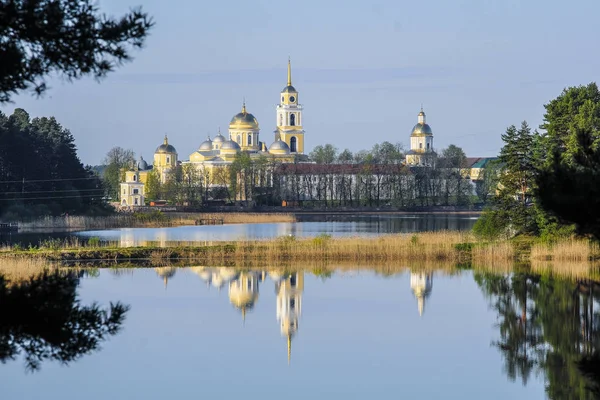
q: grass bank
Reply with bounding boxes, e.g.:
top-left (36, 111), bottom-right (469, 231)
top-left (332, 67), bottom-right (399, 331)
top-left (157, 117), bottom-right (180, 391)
top-left (15, 212), bottom-right (296, 232)
top-left (2, 232), bottom-right (599, 267)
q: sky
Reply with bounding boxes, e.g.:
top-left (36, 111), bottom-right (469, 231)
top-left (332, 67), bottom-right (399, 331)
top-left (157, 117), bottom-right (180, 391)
top-left (2, 0), bottom-right (600, 165)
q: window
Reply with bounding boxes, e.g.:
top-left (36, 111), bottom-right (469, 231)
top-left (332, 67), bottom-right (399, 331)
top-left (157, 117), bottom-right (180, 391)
top-left (419, 143), bottom-right (423, 149)
top-left (133, 175), bottom-right (137, 181)
top-left (248, 134), bottom-right (252, 146)
top-left (279, 114), bottom-right (283, 126)
top-left (427, 143), bottom-right (430, 150)
top-left (237, 135), bottom-right (241, 144)
top-left (167, 156), bottom-right (170, 163)
top-left (290, 113), bottom-right (296, 126)
top-left (290, 136), bottom-right (297, 152)
top-left (123, 189), bottom-right (126, 194)
top-left (133, 189), bottom-right (139, 194)
top-left (134, 198), bottom-right (138, 205)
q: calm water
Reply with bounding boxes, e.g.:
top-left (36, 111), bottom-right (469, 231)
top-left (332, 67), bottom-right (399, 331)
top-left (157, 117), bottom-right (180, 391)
top-left (2, 266), bottom-right (599, 399)
top-left (0, 214), bottom-right (478, 247)
top-left (73, 214), bottom-right (478, 246)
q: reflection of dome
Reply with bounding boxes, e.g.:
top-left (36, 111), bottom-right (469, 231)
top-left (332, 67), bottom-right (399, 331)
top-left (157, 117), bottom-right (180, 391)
top-left (229, 286), bottom-right (259, 309)
top-left (198, 137), bottom-right (213, 151)
top-left (269, 270), bottom-right (284, 282)
top-left (269, 139), bottom-right (291, 155)
top-left (155, 267), bottom-right (177, 279)
top-left (229, 103), bottom-right (259, 130)
top-left (221, 140), bottom-right (241, 154)
top-left (216, 268), bottom-right (238, 281)
top-left (411, 123), bottom-right (433, 136)
top-left (155, 135), bottom-right (177, 153)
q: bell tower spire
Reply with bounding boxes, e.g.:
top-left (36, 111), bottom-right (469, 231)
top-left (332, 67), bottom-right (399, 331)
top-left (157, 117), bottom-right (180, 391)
top-left (276, 58), bottom-right (304, 154)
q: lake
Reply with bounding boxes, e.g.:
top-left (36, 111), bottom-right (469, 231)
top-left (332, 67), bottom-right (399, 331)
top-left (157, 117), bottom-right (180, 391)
top-left (75, 213), bottom-right (479, 246)
top-left (2, 264), bottom-right (598, 399)
top-left (0, 213), bottom-right (478, 247)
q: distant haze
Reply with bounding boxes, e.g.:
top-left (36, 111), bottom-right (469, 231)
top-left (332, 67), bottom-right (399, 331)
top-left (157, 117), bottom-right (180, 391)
top-left (3, 0), bottom-right (599, 165)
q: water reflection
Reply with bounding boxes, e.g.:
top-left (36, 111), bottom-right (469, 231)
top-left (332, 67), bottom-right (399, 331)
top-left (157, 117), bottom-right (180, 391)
top-left (475, 272), bottom-right (600, 399)
top-left (410, 272), bottom-right (433, 316)
top-left (0, 270), bottom-right (128, 371)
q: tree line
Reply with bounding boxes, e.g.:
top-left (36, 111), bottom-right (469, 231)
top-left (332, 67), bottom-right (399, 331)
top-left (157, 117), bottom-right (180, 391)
top-left (0, 109), bottom-right (109, 219)
top-left (474, 82), bottom-right (600, 241)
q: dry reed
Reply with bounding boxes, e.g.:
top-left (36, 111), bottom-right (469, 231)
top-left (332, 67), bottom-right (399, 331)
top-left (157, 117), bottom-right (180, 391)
top-left (530, 238), bottom-right (599, 262)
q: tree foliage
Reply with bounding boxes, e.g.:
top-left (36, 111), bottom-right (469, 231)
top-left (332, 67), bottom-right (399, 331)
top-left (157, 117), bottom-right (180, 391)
top-left (0, 108), bottom-right (108, 218)
top-left (0, 270), bottom-right (128, 371)
top-left (103, 147), bottom-right (135, 200)
top-left (0, 0), bottom-right (153, 102)
top-left (536, 83), bottom-right (600, 240)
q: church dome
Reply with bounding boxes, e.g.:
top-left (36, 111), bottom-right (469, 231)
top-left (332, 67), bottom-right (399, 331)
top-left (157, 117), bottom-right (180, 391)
top-left (213, 132), bottom-right (226, 143)
top-left (411, 123), bottom-right (433, 136)
top-left (198, 137), bottom-right (213, 151)
top-left (269, 139), bottom-right (291, 154)
top-left (137, 156), bottom-right (148, 170)
top-left (281, 85), bottom-right (297, 93)
top-left (229, 103), bottom-right (259, 130)
top-left (220, 140), bottom-right (241, 154)
top-left (155, 135), bottom-right (177, 154)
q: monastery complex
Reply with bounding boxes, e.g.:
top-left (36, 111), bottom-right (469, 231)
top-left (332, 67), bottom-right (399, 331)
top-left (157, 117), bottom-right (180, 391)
top-left (120, 60), bottom-right (494, 207)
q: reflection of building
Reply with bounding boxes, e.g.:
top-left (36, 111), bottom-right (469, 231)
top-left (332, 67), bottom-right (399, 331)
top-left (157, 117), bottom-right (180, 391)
top-left (191, 267), bottom-right (239, 291)
top-left (229, 271), bottom-right (263, 321)
top-left (410, 272), bottom-right (433, 316)
top-left (274, 272), bottom-right (304, 364)
top-left (155, 266), bottom-right (177, 289)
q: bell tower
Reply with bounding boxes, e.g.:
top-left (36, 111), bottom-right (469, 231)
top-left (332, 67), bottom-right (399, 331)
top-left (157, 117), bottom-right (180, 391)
top-left (275, 58), bottom-right (305, 154)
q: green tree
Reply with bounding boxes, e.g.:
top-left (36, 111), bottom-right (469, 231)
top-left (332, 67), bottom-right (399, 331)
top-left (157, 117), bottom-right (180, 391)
top-left (0, 0), bottom-right (153, 103)
top-left (310, 144), bottom-right (338, 164)
top-left (474, 122), bottom-right (539, 237)
top-left (103, 147), bottom-right (135, 200)
top-left (144, 169), bottom-right (162, 203)
top-left (536, 83), bottom-right (600, 240)
top-left (337, 149), bottom-right (354, 164)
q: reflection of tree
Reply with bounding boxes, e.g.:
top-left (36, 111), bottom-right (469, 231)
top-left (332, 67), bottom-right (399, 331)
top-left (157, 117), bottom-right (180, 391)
top-left (475, 272), bottom-right (600, 399)
top-left (0, 271), bottom-right (129, 371)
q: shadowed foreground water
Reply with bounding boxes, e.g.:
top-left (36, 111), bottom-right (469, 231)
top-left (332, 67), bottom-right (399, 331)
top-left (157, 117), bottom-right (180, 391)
top-left (2, 265), bottom-right (599, 400)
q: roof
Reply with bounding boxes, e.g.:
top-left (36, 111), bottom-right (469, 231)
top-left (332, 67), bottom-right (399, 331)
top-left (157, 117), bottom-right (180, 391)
top-left (275, 163), bottom-right (409, 175)
top-left (466, 157), bottom-right (499, 168)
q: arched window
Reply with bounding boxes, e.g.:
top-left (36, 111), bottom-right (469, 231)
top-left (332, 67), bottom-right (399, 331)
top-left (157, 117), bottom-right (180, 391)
top-left (279, 114), bottom-right (283, 126)
top-left (166, 156), bottom-right (170, 164)
top-left (290, 136), bottom-right (297, 152)
top-left (290, 114), bottom-right (296, 126)
top-left (133, 175), bottom-right (137, 182)
top-left (237, 135), bottom-right (241, 144)
top-left (419, 143), bottom-right (423, 149)
top-left (427, 142), bottom-right (430, 150)
top-left (248, 134), bottom-right (252, 146)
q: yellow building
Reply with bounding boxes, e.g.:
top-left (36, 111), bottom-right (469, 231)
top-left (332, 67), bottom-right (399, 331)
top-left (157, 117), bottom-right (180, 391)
top-left (120, 59), bottom-right (309, 207)
top-left (275, 59), bottom-right (305, 154)
top-left (405, 108), bottom-right (436, 166)
top-left (120, 169), bottom-right (145, 207)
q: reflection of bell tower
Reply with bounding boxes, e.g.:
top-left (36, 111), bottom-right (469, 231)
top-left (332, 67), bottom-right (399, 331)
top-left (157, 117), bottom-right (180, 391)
top-left (275, 272), bottom-right (304, 364)
top-left (229, 271), bottom-right (261, 322)
top-left (410, 272), bottom-right (433, 316)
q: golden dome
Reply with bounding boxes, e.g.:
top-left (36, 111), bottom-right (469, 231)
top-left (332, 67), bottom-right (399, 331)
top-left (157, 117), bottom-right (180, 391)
top-left (411, 123), bottom-right (433, 136)
top-left (229, 103), bottom-right (259, 130)
top-left (155, 135), bottom-right (177, 154)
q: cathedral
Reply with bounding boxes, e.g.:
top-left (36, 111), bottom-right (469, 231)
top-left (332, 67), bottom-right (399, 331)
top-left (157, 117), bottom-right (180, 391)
top-left (120, 59), bottom-right (442, 207)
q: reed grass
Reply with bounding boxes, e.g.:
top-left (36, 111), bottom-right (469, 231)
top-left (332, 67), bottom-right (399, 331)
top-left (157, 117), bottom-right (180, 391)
top-left (16, 212), bottom-right (296, 232)
top-left (530, 238), bottom-right (599, 262)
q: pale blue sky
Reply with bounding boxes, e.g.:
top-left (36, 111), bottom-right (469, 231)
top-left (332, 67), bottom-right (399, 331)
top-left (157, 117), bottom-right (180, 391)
top-left (3, 0), bottom-right (599, 164)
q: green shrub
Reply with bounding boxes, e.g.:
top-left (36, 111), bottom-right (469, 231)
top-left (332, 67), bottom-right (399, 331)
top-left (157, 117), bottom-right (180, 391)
top-left (473, 210), bottom-right (508, 240)
top-left (410, 234), bottom-right (419, 246)
top-left (87, 237), bottom-right (101, 247)
top-left (312, 233), bottom-right (332, 247)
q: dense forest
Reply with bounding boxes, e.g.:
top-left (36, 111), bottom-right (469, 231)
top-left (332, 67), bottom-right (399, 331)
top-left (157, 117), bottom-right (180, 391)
top-left (0, 108), bottom-right (109, 219)
top-left (474, 83), bottom-right (600, 241)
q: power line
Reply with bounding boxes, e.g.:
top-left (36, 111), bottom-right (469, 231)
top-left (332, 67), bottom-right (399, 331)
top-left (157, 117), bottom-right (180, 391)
top-left (0, 194), bottom-right (107, 201)
top-left (1, 188), bottom-right (105, 195)
top-left (0, 177), bottom-right (100, 184)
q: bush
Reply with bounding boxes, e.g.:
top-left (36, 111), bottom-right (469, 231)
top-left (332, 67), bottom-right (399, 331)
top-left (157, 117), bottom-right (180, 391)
top-left (87, 237), bottom-right (101, 247)
top-left (473, 210), bottom-right (508, 240)
top-left (312, 233), bottom-right (332, 247)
